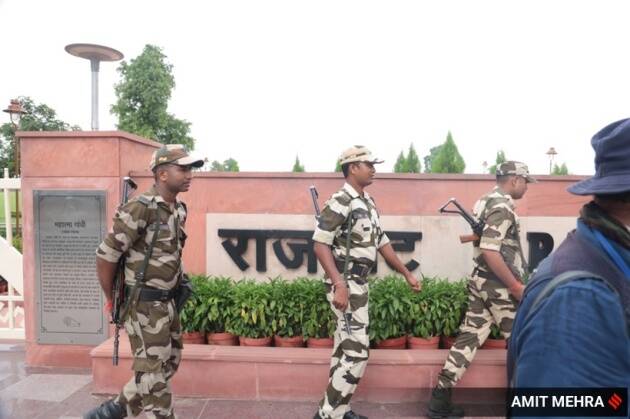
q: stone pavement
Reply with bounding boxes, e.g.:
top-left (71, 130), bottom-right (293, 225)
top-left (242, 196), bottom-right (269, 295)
top-left (0, 341), bottom-right (505, 419)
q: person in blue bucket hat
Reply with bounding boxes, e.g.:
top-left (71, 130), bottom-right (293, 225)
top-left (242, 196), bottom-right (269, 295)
top-left (508, 118), bottom-right (630, 413)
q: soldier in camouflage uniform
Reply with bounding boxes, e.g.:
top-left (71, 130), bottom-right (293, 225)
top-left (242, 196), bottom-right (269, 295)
top-left (313, 146), bottom-right (421, 419)
top-left (84, 145), bottom-right (203, 419)
top-left (428, 161), bottom-right (536, 418)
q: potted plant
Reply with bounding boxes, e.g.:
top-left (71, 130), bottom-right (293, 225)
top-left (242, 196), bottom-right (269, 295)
top-left (407, 277), bottom-right (440, 349)
top-left (270, 278), bottom-right (306, 347)
top-left (198, 277), bottom-right (238, 346)
top-left (369, 276), bottom-right (411, 349)
top-left (179, 275), bottom-right (206, 344)
top-left (302, 279), bottom-right (336, 348)
top-left (227, 280), bottom-right (274, 346)
top-left (438, 279), bottom-right (468, 349)
top-left (482, 324), bottom-right (507, 349)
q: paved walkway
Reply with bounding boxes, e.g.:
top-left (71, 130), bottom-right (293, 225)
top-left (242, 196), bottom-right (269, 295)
top-left (0, 341), bottom-right (504, 419)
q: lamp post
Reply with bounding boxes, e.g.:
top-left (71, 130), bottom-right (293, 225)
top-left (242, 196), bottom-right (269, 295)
top-left (65, 43), bottom-right (124, 130)
top-left (3, 99), bottom-right (26, 177)
top-left (3, 99), bottom-right (27, 239)
top-left (482, 160), bottom-right (488, 174)
top-left (546, 147), bottom-right (558, 175)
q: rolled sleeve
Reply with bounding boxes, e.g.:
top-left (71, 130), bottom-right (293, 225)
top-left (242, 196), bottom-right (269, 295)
top-left (96, 201), bottom-right (147, 263)
top-left (312, 198), bottom-right (350, 245)
top-left (479, 207), bottom-right (513, 251)
top-left (377, 231), bottom-right (390, 249)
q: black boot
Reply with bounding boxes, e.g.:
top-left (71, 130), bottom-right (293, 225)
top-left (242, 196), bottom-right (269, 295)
top-left (428, 386), bottom-right (464, 418)
top-left (343, 411), bottom-right (367, 419)
top-left (83, 399), bottom-right (126, 419)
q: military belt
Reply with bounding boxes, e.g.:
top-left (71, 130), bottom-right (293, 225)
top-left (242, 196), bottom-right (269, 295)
top-left (335, 259), bottom-right (373, 280)
top-left (127, 285), bottom-right (177, 302)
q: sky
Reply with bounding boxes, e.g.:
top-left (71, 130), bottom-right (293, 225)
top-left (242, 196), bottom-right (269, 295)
top-left (1, 0), bottom-right (629, 174)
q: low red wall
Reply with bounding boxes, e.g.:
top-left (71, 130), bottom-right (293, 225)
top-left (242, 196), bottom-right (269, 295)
top-left (91, 337), bottom-right (507, 402)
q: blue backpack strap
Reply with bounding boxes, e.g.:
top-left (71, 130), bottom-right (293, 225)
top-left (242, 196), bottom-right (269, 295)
top-left (525, 271), bottom-right (630, 336)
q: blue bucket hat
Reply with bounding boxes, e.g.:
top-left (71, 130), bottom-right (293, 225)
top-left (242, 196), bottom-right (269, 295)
top-left (568, 118), bottom-right (630, 196)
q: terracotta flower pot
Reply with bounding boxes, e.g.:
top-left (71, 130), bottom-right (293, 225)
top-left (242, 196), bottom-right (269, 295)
top-left (207, 332), bottom-right (238, 346)
top-left (307, 337), bottom-right (334, 348)
top-left (374, 335), bottom-right (407, 349)
top-left (407, 335), bottom-right (440, 349)
top-left (273, 335), bottom-right (305, 347)
top-left (440, 335), bottom-right (457, 349)
top-left (239, 336), bottom-right (272, 347)
top-left (182, 331), bottom-right (205, 345)
top-left (482, 338), bottom-right (507, 349)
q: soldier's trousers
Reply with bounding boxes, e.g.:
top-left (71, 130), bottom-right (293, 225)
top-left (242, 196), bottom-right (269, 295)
top-left (115, 299), bottom-right (183, 419)
top-left (318, 276), bottom-right (370, 419)
top-left (437, 274), bottom-right (518, 389)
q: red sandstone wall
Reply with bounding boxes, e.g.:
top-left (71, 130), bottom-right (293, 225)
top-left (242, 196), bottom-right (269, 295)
top-left (128, 171), bottom-right (589, 275)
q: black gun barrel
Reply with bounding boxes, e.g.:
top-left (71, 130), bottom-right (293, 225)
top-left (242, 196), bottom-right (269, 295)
top-left (450, 199), bottom-right (478, 226)
top-left (309, 186), bottom-right (320, 217)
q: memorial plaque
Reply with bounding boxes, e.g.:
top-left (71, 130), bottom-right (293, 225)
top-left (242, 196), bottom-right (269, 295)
top-left (34, 190), bottom-right (107, 344)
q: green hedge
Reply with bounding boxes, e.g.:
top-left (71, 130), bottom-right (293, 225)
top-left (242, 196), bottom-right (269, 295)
top-left (181, 275), bottom-right (468, 343)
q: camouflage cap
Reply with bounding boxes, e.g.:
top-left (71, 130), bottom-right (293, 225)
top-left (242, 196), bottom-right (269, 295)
top-left (496, 161), bottom-right (537, 183)
top-left (149, 144), bottom-right (204, 171)
top-left (338, 145), bottom-right (384, 166)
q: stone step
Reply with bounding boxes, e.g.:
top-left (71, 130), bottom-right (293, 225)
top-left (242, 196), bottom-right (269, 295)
top-left (91, 337), bottom-right (507, 403)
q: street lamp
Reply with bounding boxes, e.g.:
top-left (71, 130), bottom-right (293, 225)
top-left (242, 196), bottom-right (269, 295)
top-left (3, 99), bottom-right (27, 176)
top-left (65, 43), bottom-right (124, 130)
top-left (546, 147), bottom-right (558, 175)
top-left (3, 98), bottom-right (27, 239)
top-left (482, 160), bottom-right (488, 174)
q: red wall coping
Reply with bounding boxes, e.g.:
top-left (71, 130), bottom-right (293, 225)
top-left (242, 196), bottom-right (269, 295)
top-left (129, 170), bottom-right (587, 182)
top-left (17, 130), bottom-right (163, 149)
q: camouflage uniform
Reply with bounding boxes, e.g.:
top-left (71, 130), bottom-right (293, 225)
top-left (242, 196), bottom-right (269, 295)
top-left (96, 186), bottom-right (188, 419)
top-left (437, 161), bottom-right (535, 390)
top-left (313, 181), bottom-right (389, 419)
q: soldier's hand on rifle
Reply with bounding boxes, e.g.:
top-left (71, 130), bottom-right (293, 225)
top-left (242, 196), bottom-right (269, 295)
top-left (509, 282), bottom-right (525, 301)
top-left (332, 281), bottom-right (349, 311)
top-left (405, 273), bottom-right (421, 293)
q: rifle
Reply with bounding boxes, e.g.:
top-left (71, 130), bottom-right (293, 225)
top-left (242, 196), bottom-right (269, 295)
top-left (111, 176), bottom-right (137, 365)
top-left (309, 186), bottom-right (353, 336)
top-left (438, 198), bottom-right (485, 244)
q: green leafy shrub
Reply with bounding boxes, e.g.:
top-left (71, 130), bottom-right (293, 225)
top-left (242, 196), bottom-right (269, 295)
top-left (368, 276), bottom-right (412, 343)
top-left (439, 279), bottom-right (468, 337)
top-left (408, 277), bottom-right (441, 338)
top-left (196, 276), bottom-right (234, 333)
top-left (269, 278), bottom-right (306, 337)
top-left (301, 278), bottom-right (336, 339)
top-left (226, 280), bottom-right (274, 338)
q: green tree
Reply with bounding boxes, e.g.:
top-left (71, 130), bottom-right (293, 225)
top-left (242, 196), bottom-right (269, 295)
top-left (0, 96), bottom-right (79, 176)
top-left (111, 44), bottom-right (195, 150)
top-left (552, 162), bottom-right (569, 175)
top-left (488, 150), bottom-right (507, 174)
top-left (211, 158), bottom-right (240, 172)
top-left (431, 131), bottom-right (466, 173)
top-left (394, 144), bottom-right (421, 173)
top-left (292, 155), bottom-right (305, 172)
top-left (423, 145), bottom-right (442, 173)
top-left (405, 143), bottom-right (421, 173)
top-left (335, 160), bottom-right (342, 172)
top-left (393, 151), bottom-right (407, 173)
